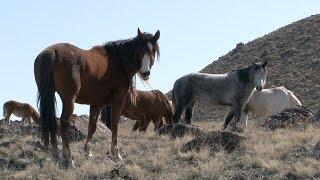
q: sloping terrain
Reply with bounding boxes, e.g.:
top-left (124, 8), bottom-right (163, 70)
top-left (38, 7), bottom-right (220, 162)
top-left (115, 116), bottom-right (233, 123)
top-left (169, 14), bottom-right (320, 121)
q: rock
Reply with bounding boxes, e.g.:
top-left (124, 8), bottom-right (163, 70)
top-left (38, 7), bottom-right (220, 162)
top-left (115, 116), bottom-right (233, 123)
top-left (263, 106), bottom-right (316, 130)
top-left (8, 158), bottom-right (30, 171)
top-left (284, 172), bottom-right (304, 180)
top-left (181, 130), bottom-right (245, 153)
top-left (0, 114), bottom-right (111, 143)
top-left (281, 145), bottom-right (310, 160)
top-left (315, 110), bottom-right (320, 124)
top-left (313, 140), bottom-right (320, 160)
top-left (0, 158), bottom-right (7, 170)
top-left (0, 141), bottom-right (15, 148)
top-left (158, 123), bottom-right (206, 139)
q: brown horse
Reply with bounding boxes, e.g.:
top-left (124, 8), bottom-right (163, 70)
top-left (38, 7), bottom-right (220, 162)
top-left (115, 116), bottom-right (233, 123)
top-left (34, 28), bottom-right (160, 167)
top-left (101, 89), bottom-right (173, 132)
top-left (3, 100), bottom-right (39, 126)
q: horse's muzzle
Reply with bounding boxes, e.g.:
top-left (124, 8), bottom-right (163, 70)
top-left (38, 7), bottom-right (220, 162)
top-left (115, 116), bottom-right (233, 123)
top-left (140, 71), bottom-right (150, 80)
top-left (256, 85), bottom-right (263, 91)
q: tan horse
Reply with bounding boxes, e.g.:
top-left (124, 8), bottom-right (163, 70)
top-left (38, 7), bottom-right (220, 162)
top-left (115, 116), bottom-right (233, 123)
top-left (34, 28), bottom-right (160, 168)
top-left (3, 100), bottom-right (39, 126)
top-left (101, 89), bottom-right (173, 132)
top-left (239, 86), bottom-right (302, 127)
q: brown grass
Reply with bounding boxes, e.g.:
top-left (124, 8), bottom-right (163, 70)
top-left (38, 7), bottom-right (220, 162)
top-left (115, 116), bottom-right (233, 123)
top-left (0, 119), bottom-right (319, 179)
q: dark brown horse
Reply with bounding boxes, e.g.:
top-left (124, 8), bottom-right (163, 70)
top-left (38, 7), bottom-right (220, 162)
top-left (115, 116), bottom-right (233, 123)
top-left (34, 28), bottom-right (160, 167)
top-left (101, 89), bottom-right (173, 132)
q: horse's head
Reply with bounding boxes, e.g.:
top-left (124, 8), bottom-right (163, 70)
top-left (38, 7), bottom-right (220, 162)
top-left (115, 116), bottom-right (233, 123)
top-left (134, 28), bottom-right (160, 80)
top-left (249, 61), bottom-right (267, 91)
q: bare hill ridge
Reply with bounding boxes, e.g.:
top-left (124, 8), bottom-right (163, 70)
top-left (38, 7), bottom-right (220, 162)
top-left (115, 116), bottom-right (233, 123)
top-left (169, 14), bottom-right (320, 121)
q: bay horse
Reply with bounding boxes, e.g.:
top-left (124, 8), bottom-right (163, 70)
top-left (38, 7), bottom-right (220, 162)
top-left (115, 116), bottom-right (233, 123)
top-left (239, 86), bottom-right (302, 126)
top-left (101, 89), bottom-right (173, 132)
top-left (34, 28), bottom-right (160, 167)
top-left (2, 100), bottom-right (40, 126)
top-left (172, 61), bottom-right (268, 129)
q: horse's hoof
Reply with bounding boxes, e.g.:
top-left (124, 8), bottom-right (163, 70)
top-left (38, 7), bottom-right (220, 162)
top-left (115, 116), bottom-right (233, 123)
top-left (111, 153), bottom-right (123, 161)
top-left (85, 150), bottom-right (93, 158)
top-left (62, 156), bottom-right (75, 169)
top-left (84, 145), bottom-right (93, 158)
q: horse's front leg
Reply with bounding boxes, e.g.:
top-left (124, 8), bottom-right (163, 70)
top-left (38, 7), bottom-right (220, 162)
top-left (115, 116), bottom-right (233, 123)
top-left (110, 93), bottom-right (126, 161)
top-left (139, 119), bottom-right (151, 132)
top-left (223, 108), bottom-right (235, 129)
top-left (229, 101), bottom-right (246, 132)
top-left (132, 121), bottom-right (140, 131)
top-left (84, 105), bottom-right (103, 157)
top-left (239, 106), bottom-right (250, 128)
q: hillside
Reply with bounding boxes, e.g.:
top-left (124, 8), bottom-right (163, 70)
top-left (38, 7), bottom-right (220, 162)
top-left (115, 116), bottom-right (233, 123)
top-left (170, 14), bottom-right (320, 121)
top-left (1, 119), bottom-right (320, 179)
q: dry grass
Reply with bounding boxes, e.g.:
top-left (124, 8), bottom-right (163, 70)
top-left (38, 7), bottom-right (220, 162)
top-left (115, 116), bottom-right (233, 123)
top-left (0, 120), bottom-right (319, 179)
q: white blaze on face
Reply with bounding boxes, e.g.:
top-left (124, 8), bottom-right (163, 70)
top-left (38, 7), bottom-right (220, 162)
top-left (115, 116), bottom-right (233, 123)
top-left (139, 42), bottom-right (153, 76)
top-left (254, 68), bottom-right (266, 88)
top-left (147, 42), bottom-right (153, 52)
top-left (139, 54), bottom-right (151, 74)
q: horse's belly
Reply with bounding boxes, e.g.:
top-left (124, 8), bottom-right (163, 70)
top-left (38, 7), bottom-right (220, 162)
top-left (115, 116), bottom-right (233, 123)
top-left (13, 110), bottom-right (27, 118)
top-left (76, 89), bottom-right (111, 105)
top-left (251, 97), bottom-right (289, 116)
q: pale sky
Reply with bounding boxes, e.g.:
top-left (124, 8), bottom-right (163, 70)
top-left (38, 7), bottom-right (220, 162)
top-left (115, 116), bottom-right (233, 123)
top-left (1, 1), bottom-right (319, 117)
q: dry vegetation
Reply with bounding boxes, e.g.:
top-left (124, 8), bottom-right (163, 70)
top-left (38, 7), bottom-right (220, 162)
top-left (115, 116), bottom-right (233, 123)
top-left (0, 119), bottom-right (319, 179)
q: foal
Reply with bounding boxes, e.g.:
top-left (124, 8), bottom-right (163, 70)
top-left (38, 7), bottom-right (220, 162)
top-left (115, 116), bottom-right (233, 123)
top-left (101, 89), bottom-right (173, 132)
top-left (3, 100), bottom-right (39, 126)
top-left (172, 61), bottom-right (267, 129)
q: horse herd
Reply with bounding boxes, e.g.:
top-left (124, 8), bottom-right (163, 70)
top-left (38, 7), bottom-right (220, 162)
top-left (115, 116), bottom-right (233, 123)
top-left (2, 29), bottom-right (302, 168)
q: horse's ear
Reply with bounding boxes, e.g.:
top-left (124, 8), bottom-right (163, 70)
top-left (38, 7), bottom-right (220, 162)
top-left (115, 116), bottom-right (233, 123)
top-left (262, 60), bottom-right (268, 68)
top-left (152, 30), bottom-right (160, 42)
top-left (137, 28), bottom-right (144, 39)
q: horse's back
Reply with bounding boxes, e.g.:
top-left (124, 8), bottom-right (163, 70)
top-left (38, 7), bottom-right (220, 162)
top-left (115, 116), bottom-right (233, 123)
top-left (174, 72), bottom-right (236, 106)
top-left (3, 100), bottom-right (35, 117)
top-left (151, 90), bottom-right (173, 112)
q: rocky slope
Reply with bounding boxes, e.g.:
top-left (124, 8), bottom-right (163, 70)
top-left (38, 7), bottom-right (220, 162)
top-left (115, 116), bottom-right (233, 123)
top-left (169, 14), bottom-right (320, 121)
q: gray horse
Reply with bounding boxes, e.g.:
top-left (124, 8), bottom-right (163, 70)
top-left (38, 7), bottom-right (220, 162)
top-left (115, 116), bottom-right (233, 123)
top-left (172, 61), bottom-right (267, 129)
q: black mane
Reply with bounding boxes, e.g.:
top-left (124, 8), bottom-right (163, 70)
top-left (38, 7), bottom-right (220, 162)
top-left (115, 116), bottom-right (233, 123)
top-left (237, 65), bottom-right (253, 83)
top-left (104, 36), bottom-right (139, 59)
top-left (103, 33), bottom-right (159, 59)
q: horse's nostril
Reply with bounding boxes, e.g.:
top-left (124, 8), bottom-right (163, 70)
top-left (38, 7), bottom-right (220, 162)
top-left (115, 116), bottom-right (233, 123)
top-left (143, 71), bottom-right (150, 77)
top-left (256, 85), bottom-right (262, 91)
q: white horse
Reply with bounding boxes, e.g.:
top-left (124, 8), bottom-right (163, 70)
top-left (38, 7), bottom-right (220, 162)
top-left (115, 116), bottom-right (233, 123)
top-left (239, 86), bottom-right (302, 126)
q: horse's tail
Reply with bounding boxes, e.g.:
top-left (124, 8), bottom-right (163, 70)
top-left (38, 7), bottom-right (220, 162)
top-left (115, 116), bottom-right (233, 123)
top-left (172, 83), bottom-right (184, 123)
top-left (288, 90), bottom-right (302, 107)
top-left (171, 89), bottom-right (176, 113)
top-left (35, 50), bottom-right (57, 146)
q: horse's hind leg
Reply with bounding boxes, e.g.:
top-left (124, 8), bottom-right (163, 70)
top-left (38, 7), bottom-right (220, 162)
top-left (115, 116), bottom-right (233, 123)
top-left (60, 98), bottom-right (76, 168)
top-left (4, 110), bottom-right (11, 125)
top-left (173, 104), bottom-right (184, 124)
top-left (185, 108), bottom-right (193, 124)
top-left (84, 105), bottom-right (103, 158)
